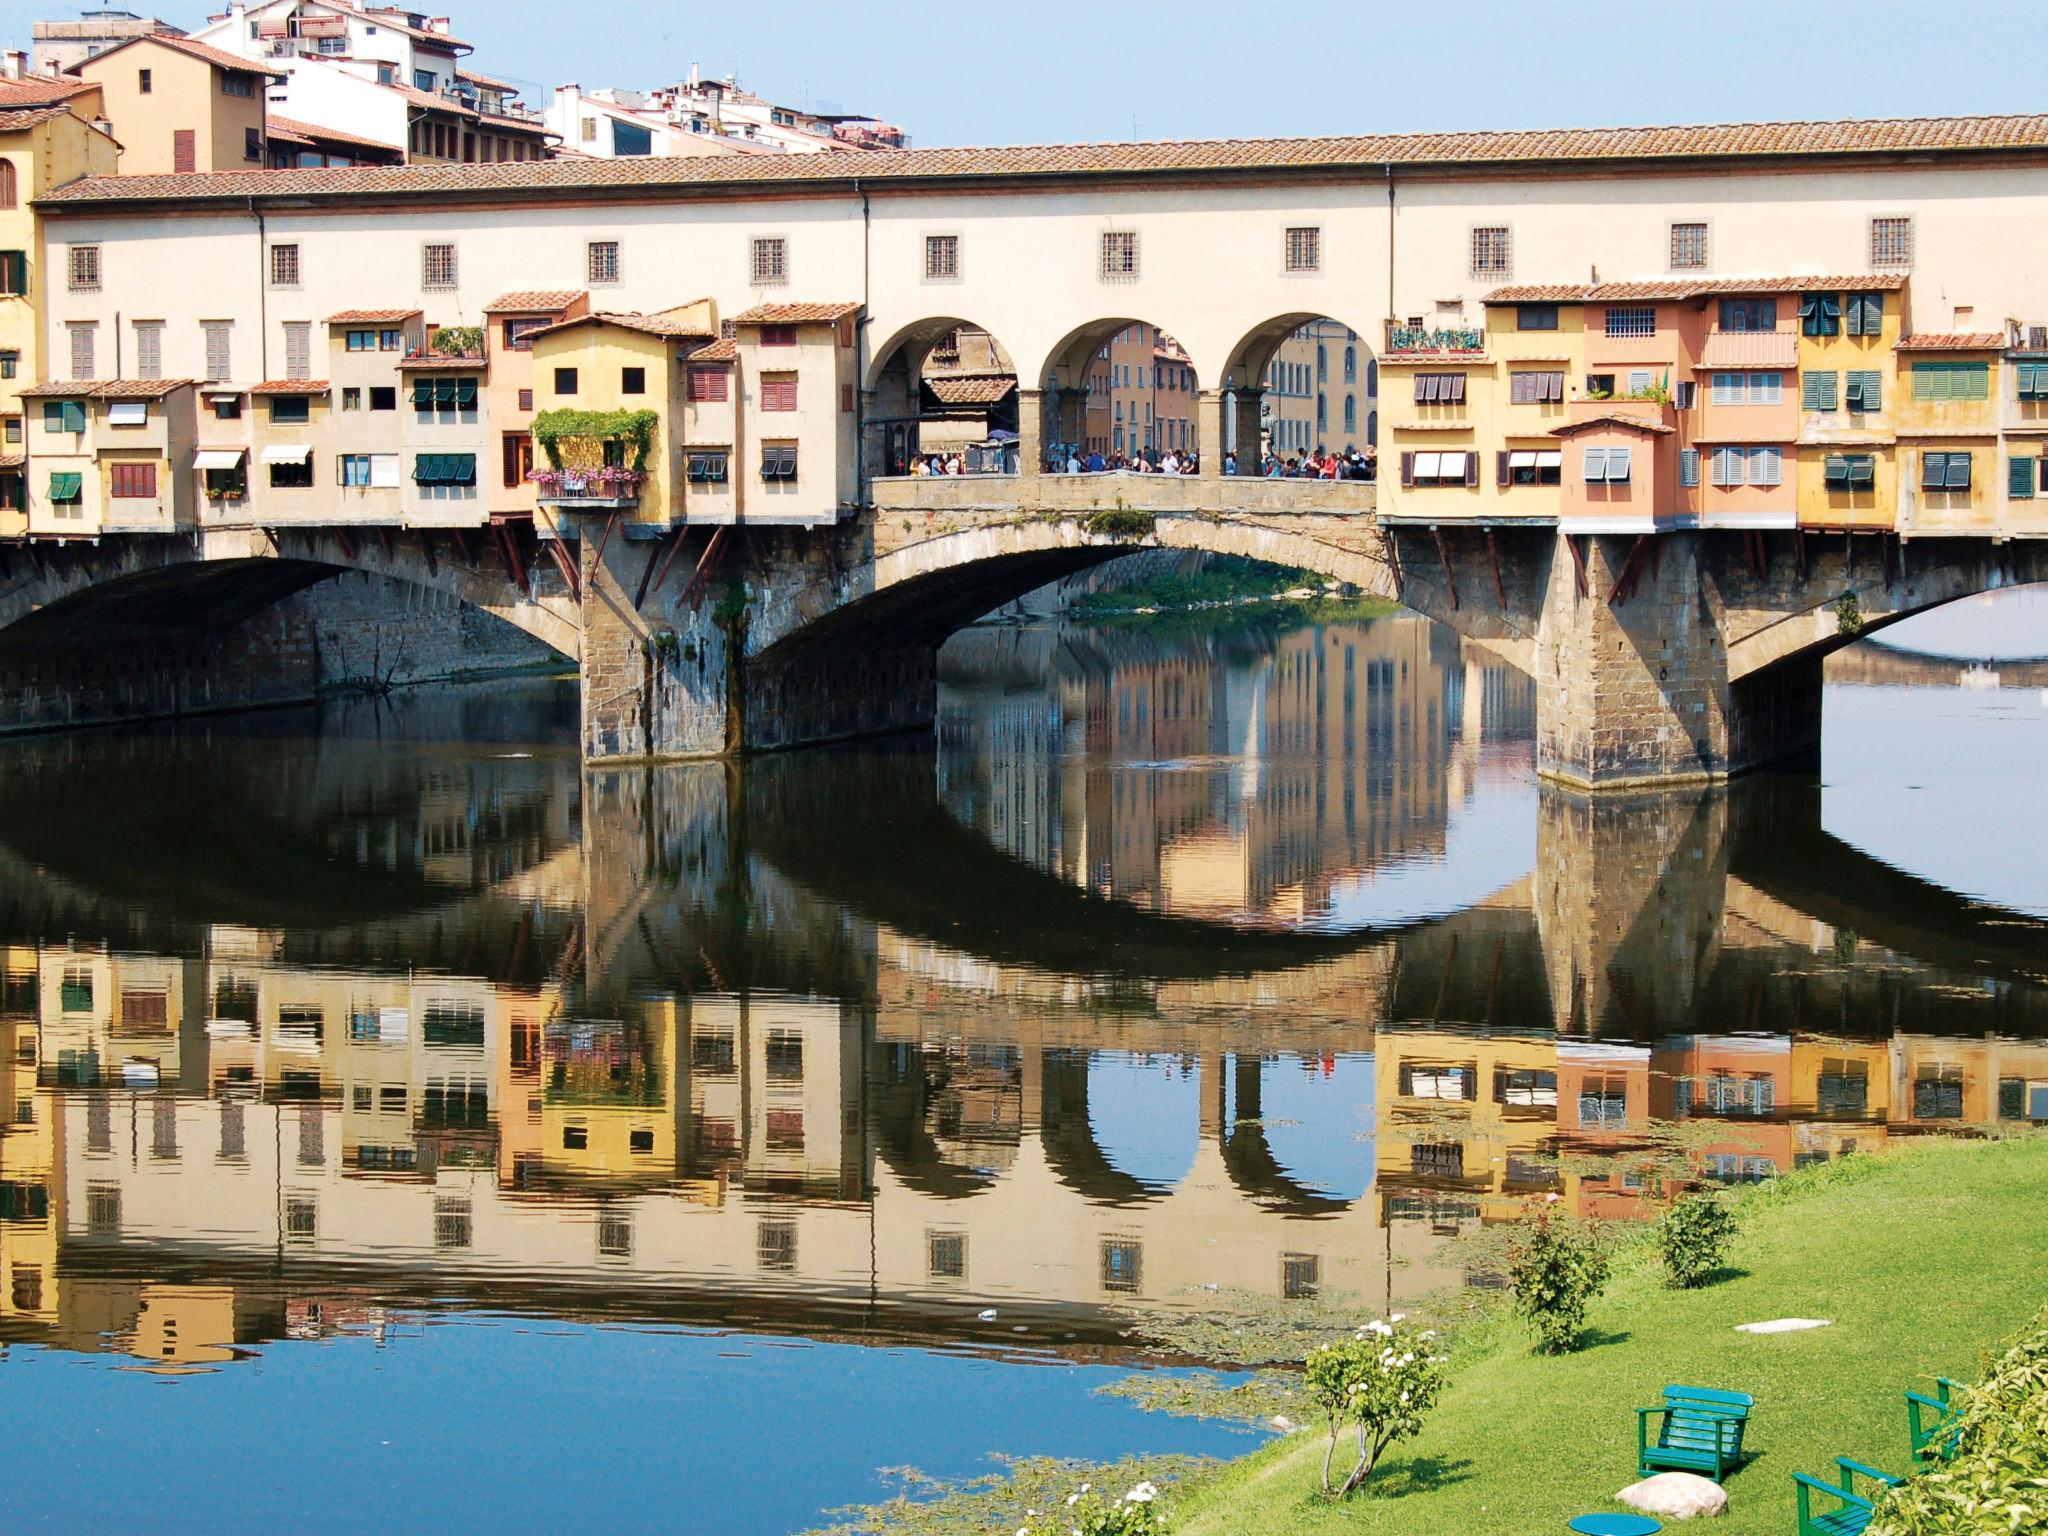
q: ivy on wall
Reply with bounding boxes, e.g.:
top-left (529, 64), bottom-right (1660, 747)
top-left (531, 408), bottom-right (660, 471)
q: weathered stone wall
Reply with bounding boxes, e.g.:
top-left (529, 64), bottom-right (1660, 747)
top-left (288, 571), bottom-right (560, 689)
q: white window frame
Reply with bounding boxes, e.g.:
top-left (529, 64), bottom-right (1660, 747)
top-left (106, 400), bottom-right (147, 427)
top-left (1604, 306), bottom-right (1657, 339)
top-left (749, 235), bottom-right (789, 287)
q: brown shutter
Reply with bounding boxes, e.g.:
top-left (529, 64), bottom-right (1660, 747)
top-left (173, 130), bottom-right (195, 174)
top-left (1496, 451), bottom-right (1510, 486)
top-left (1464, 453), bottom-right (1480, 487)
top-left (1400, 451), bottom-right (1414, 487)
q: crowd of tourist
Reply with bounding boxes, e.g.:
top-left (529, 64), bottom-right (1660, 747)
top-left (1047, 444), bottom-right (1377, 480)
top-left (1264, 446), bottom-right (1376, 480)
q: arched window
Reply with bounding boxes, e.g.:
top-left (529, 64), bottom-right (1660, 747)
top-left (1316, 394), bottom-right (1327, 432)
top-left (1316, 344), bottom-right (1327, 383)
top-left (1344, 395), bottom-right (1356, 435)
top-left (0, 159), bottom-right (15, 209)
top-left (1343, 346), bottom-right (1356, 383)
top-left (1367, 359), bottom-right (1379, 394)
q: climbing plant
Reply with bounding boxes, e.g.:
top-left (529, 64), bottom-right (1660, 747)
top-left (432, 325), bottom-right (484, 356)
top-left (1835, 589), bottom-right (1864, 636)
top-left (531, 408), bottom-right (660, 471)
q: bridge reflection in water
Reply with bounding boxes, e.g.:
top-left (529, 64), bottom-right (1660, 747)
top-left (1, 624), bottom-right (2046, 1379)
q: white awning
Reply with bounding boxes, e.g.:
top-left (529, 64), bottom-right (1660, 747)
top-left (193, 449), bottom-right (245, 470)
top-left (1412, 451), bottom-right (1442, 478)
top-left (1437, 451), bottom-right (1469, 476)
top-left (106, 401), bottom-right (148, 427)
top-left (1508, 451), bottom-right (1537, 469)
top-left (260, 444), bottom-right (312, 464)
top-left (1536, 451), bottom-right (1562, 469)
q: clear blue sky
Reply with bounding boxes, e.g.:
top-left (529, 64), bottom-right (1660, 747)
top-left (6, 0), bottom-right (2048, 146)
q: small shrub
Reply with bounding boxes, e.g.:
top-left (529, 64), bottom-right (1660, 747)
top-left (1083, 507), bottom-right (1156, 540)
top-left (1659, 1194), bottom-right (1738, 1288)
top-left (1507, 1200), bottom-right (1612, 1354)
top-left (1304, 1315), bottom-right (1449, 1498)
top-left (1019, 1479), bottom-right (1164, 1535)
top-left (1836, 589), bottom-right (1864, 636)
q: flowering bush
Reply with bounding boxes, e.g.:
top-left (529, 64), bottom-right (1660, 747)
top-left (1016, 1479), bottom-right (1165, 1535)
top-left (528, 466), bottom-right (646, 496)
top-left (1303, 1315), bottom-right (1450, 1497)
top-left (1507, 1199), bottom-right (1612, 1354)
top-left (1658, 1194), bottom-right (1738, 1288)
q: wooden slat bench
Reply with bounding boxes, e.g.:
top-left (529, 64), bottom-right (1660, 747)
top-left (1636, 1383), bottom-right (1755, 1482)
top-left (1906, 1376), bottom-right (1962, 1462)
top-left (1793, 1456), bottom-right (1903, 1536)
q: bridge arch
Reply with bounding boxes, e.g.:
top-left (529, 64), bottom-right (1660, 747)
top-left (863, 316), bottom-right (1022, 476)
top-left (1221, 311), bottom-right (1380, 465)
top-left (1035, 316), bottom-right (1205, 466)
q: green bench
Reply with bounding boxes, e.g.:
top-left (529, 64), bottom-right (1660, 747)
top-left (1906, 1376), bottom-right (1962, 1462)
top-left (1793, 1457), bottom-right (1903, 1536)
top-left (1635, 1383), bottom-right (1754, 1481)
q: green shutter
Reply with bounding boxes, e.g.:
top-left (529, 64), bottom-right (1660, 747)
top-left (411, 454), bottom-right (437, 484)
top-left (1823, 454), bottom-right (1849, 486)
top-left (433, 377), bottom-right (458, 409)
top-left (411, 381), bottom-right (433, 408)
top-left (1913, 362), bottom-right (1950, 402)
top-left (1857, 370), bottom-right (1882, 412)
top-left (454, 378), bottom-right (478, 409)
top-left (448, 453), bottom-right (476, 486)
top-left (1801, 371), bottom-right (1838, 411)
top-left (1921, 452), bottom-right (1946, 489)
top-left (2010, 456), bottom-right (2035, 499)
top-left (1959, 363), bottom-right (1989, 401)
top-left (47, 471), bottom-right (81, 502)
top-left (1848, 455), bottom-right (1875, 487)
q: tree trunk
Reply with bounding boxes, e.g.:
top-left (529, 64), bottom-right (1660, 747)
top-left (1336, 1422), bottom-right (1382, 1497)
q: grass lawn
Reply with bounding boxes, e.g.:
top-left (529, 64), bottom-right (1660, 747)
top-left (1170, 1135), bottom-right (2048, 1536)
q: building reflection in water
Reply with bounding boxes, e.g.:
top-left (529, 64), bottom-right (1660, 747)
top-left (0, 637), bottom-right (2046, 1379)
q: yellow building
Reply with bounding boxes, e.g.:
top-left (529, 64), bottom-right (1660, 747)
top-left (1794, 284), bottom-right (1905, 531)
top-left (526, 302), bottom-right (717, 530)
top-left (72, 35), bottom-right (282, 176)
top-left (1893, 335), bottom-right (2003, 535)
top-left (21, 379), bottom-right (197, 538)
top-left (0, 102), bottom-right (119, 534)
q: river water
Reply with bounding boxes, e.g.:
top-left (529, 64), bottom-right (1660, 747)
top-left (1, 600), bottom-right (2045, 1534)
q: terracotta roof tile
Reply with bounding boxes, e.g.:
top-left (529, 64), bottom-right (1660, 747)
top-left (734, 302), bottom-right (862, 324)
top-left (324, 307), bottom-right (420, 324)
top-left (454, 66), bottom-right (518, 93)
top-left (397, 352), bottom-right (487, 370)
top-left (1550, 412), bottom-right (1677, 437)
top-left (926, 374), bottom-right (1017, 406)
top-left (686, 338), bottom-right (737, 363)
top-left (1895, 333), bottom-right (2006, 351)
top-left (532, 310), bottom-right (713, 339)
top-left (250, 379), bottom-right (331, 395)
top-left (0, 75), bottom-right (94, 107)
top-left (39, 113), bottom-right (2048, 207)
top-left (18, 377), bottom-right (192, 398)
top-left (0, 454), bottom-right (22, 470)
top-left (483, 289), bottom-right (585, 314)
top-left (1487, 274), bottom-right (1910, 304)
top-left (76, 33), bottom-right (284, 79)
top-left (0, 104), bottom-right (78, 132)
top-left (268, 114), bottom-right (401, 154)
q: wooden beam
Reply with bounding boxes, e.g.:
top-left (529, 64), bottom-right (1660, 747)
top-left (1484, 528), bottom-right (1507, 608)
top-left (591, 508), bottom-right (621, 576)
top-left (1794, 528), bottom-right (1808, 580)
top-left (376, 527), bottom-right (395, 562)
top-left (495, 522), bottom-right (529, 594)
top-left (332, 528), bottom-right (358, 563)
top-left (419, 529), bottom-right (439, 577)
top-left (1606, 534), bottom-right (1649, 604)
top-left (1386, 530), bottom-right (1404, 599)
top-left (1431, 525), bottom-right (1459, 610)
top-left (680, 526), bottom-right (728, 611)
top-left (635, 526), bottom-right (685, 609)
top-left (1566, 533), bottom-right (1588, 598)
top-left (543, 531), bottom-right (580, 601)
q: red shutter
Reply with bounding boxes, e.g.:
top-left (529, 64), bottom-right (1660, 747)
top-left (687, 366), bottom-right (728, 403)
top-left (1400, 451), bottom-right (1415, 487)
top-left (173, 130), bottom-right (195, 174)
top-left (760, 325), bottom-right (796, 347)
top-left (762, 376), bottom-right (797, 411)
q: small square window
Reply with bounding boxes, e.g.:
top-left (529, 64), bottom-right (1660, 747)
top-left (342, 386), bottom-right (361, 410)
top-left (924, 233), bottom-right (959, 280)
top-left (1284, 226), bottom-right (1320, 273)
top-left (1100, 230), bottom-right (1139, 281)
top-left (1870, 216), bottom-right (1913, 269)
top-left (554, 367), bottom-right (578, 395)
top-left (750, 236), bottom-right (787, 285)
top-left (587, 240), bottom-right (620, 285)
top-left (1669, 221), bottom-right (1707, 270)
top-left (421, 242), bottom-right (457, 288)
top-left (1469, 225), bottom-right (1511, 277)
top-left (67, 245), bottom-right (100, 292)
top-left (368, 385), bottom-right (396, 411)
top-left (620, 366), bottom-right (645, 395)
top-left (270, 244), bottom-right (302, 285)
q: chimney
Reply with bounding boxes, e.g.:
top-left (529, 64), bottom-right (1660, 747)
top-left (429, 16), bottom-right (450, 33)
top-left (1, 50), bottom-right (24, 79)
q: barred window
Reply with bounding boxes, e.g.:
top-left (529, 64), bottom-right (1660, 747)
top-left (1605, 306), bottom-right (1657, 339)
top-left (587, 240), bottom-right (619, 284)
top-left (1870, 216), bottom-right (1913, 268)
top-left (67, 244), bottom-right (99, 291)
top-left (924, 233), bottom-right (959, 280)
top-left (1469, 225), bottom-right (1511, 277)
top-left (269, 243), bottom-right (300, 286)
top-left (421, 241), bottom-right (457, 288)
top-left (1284, 226), bottom-right (1320, 273)
top-left (750, 236), bottom-right (788, 285)
top-left (1669, 221), bottom-right (1708, 270)
top-left (1100, 230), bottom-right (1139, 281)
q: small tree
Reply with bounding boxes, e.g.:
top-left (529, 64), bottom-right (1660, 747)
top-left (1304, 1316), bottom-right (1449, 1498)
top-left (1659, 1194), bottom-right (1738, 1288)
top-left (1508, 1200), bottom-right (1612, 1354)
top-left (1019, 1479), bottom-right (1165, 1535)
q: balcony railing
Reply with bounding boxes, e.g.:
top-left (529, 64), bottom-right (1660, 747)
top-left (1386, 325), bottom-right (1487, 355)
top-left (530, 467), bottom-right (645, 507)
top-left (443, 87), bottom-right (544, 127)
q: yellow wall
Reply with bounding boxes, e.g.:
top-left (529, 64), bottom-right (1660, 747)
top-left (1895, 349), bottom-right (2000, 533)
top-left (528, 323), bottom-right (675, 526)
top-left (79, 42), bottom-right (264, 176)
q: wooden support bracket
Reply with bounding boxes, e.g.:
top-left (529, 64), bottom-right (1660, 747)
top-left (1484, 528), bottom-right (1507, 608)
top-left (1431, 525), bottom-right (1459, 610)
top-left (1566, 533), bottom-right (1588, 598)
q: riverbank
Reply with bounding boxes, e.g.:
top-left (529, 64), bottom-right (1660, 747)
top-left (1171, 1134), bottom-right (2048, 1536)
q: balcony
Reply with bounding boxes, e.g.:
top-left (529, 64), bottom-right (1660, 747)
top-left (442, 87), bottom-right (544, 127)
top-left (531, 467), bottom-right (645, 509)
top-left (1385, 323), bottom-right (1488, 359)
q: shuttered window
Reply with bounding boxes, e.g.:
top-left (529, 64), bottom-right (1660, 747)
top-left (2010, 456), bottom-right (2036, 498)
top-left (1679, 447), bottom-right (1700, 486)
top-left (1845, 293), bottom-right (1885, 336)
top-left (0, 249), bottom-right (24, 296)
top-left (1801, 371), bottom-right (1838, 411)
top-left (1509, 371), bottom-right (1563, 404)
top-left (43, 400), bottom-right (86, 433)
top-left (203, 322), bottom-right (232, 382)
top-left (1712, 446), bottom-right (1745, 486)
top-left (687, 366), bottom-right (728, 403)
top-left (67, 323), bottom-right (95, 379)
top-left (1746, 446), bottom-right (1782, 486)
top-left (283, 322), bottom-right (311, 381)
top-left (1912, 361), bottom-right (1990, 401)
top-left (2015, 362), bottom-right (2048, 401)
top-left (760, 374), bottom-right (797, 411)
top-left (760, 444), bottom-right (798, 480)
top-left (109, 462), bottom-right (157, 498)
top-left (1922, 451), bottom-right (1972, 489)
top-left (1413, 373), bottom-right (1466, 404)
top-left (1581, 446), bottom-right (1608, 482)
top-left (134, 322), bottom-right (163, 380)
top-left (1845, 370), bottom-right (1882, 412)
top-left (1798, 294), bottom-right (1841, 337)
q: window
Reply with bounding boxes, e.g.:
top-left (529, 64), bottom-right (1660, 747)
top-left (1718, 297), bottom-right (1776, 332)
top-left (687, 365), bottom-right (728, 402)
top-left (339, 454), bottom-right (372, 487)
top-left (109, 462), bottom-right (157, 498)
top-left (501, 432), bottom-right (532, 488)
top-left (43, 399), bottom-right (85, 433)
top-left (413, 453), bottom-right (477, 486)
top-left (413, 68), bottom-right (436, 92)
top-left (1870, 215), bottom-right (1913, 268)
top-left (553, 366), bottom-right (578, 395)
top-left (927, 1231), bottom-right (966, 1280)
top-left (1509, 370), bottom-right (1565, 404)
top-left (203, 321), bottom-right (232, 382)
top-left (1746, 445), bottom-right (1783, 485)
top-left (1100, 229), bottom-right (1139, 280)
top-left (1912, 361), bottom-right (1989, 401)
top-left (1679, 447), bottom-right (1700, 486)
top-left (269, 244), bottom-right (300, 286)
top-left (1669, 220), bottom-right (1708, 269)
top-left (1412, 373), bottom-right (1467, 404)
top-left (0, 162), bottom-right (12, 210)
top-left (106, 400), bottom-right (147, 427)
top-left (686, 451), bottom-right (729, 483)
top-left (1411, 1141), bottom-right (1465, 1178)
top-left (369, 385), bottom-right (396, 411)
top-left (1, 416), bottom-right (16, 444)
top-left (1284, 225), bottom-right (1320, 273)
top-left (1912, 1067), bottom-right (1963, 1120)
top-left (420, 242), bottom-right (457, 288)
top-left (760, 374), bottom-right (797, 411)
top-left (1801, 370), bottom-right (1839, 411)
top-left (757, 1219), bottom-right (797, 1272)
top-left (1401, 449), bottom-right (1472, 486)
top-left (434, 1196), bottom-right (472, 1250)
top-left (245, 127), bottom-right (262, 161)
top-left (1605, 306), bottom-right (1656, 339)
top-left (222, 72), bottom-right (254, 98)
top-left (68, 323), bottom-right (95, 378)
top-left (138, 67), bottom-right (152, 94)
top-left (1921, 451), bottom-right (1972, 491)
top-left (133, 322), bottom-right (162, 380)
top-left (1799, 293), bottom-right (1841, 337)
top-left (268, 456), bottom-right (312, 489)
top-left (587, 239), bottom-right (619, 284)
top-left (750, 235), bottom-right (788, 285)
top-left (211, 394), bottom-right (241, 420)
top-left (1822, 452), bottom-right (1877, 489)
top-left (503, 316), bottom-right (548, 351)
top-left (2016, 362), bottom-right (2048, 401)
top-left (924, 233), bottom-right (959, 280)
top-left (1516, 303), bottom-right (1558, 331)
top-left (0, 251), bottom-right (22, 296)
top-left (1469, 224), bottom-right (1510, 277)
top-left (269, 394), bottom-right (310, 423)
top-left (1710, 370), bottom-right (1784, 405)
top-left (1581, 444), bottom-right (1633, 482)
top-left (1400, 1063), bottom-right (1477, 1100)
top-left (1844, 370), bottom-right (1882, 412)
top-left (1100, 1239), bottom-right (1143, 1293)
top-left (760, 444), bottom-right (798, 481)
top-left (2009, 455), bottom-right (2037, 499)
top-left (1842, 292), bottom-right (1885, 337)
top-left (283, 321), bottom-right (311, 380)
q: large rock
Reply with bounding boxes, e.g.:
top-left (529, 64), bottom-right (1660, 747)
top-left (1617, 1472), bottom-right (1728, 1519)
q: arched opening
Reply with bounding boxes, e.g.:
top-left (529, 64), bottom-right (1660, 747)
top-left (1038, 317), bottom-right (1202, 472)
top-left (1221, 311), bottom-right (1380, 479)
top-left (864, 316), bottom-right (1020, 478)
